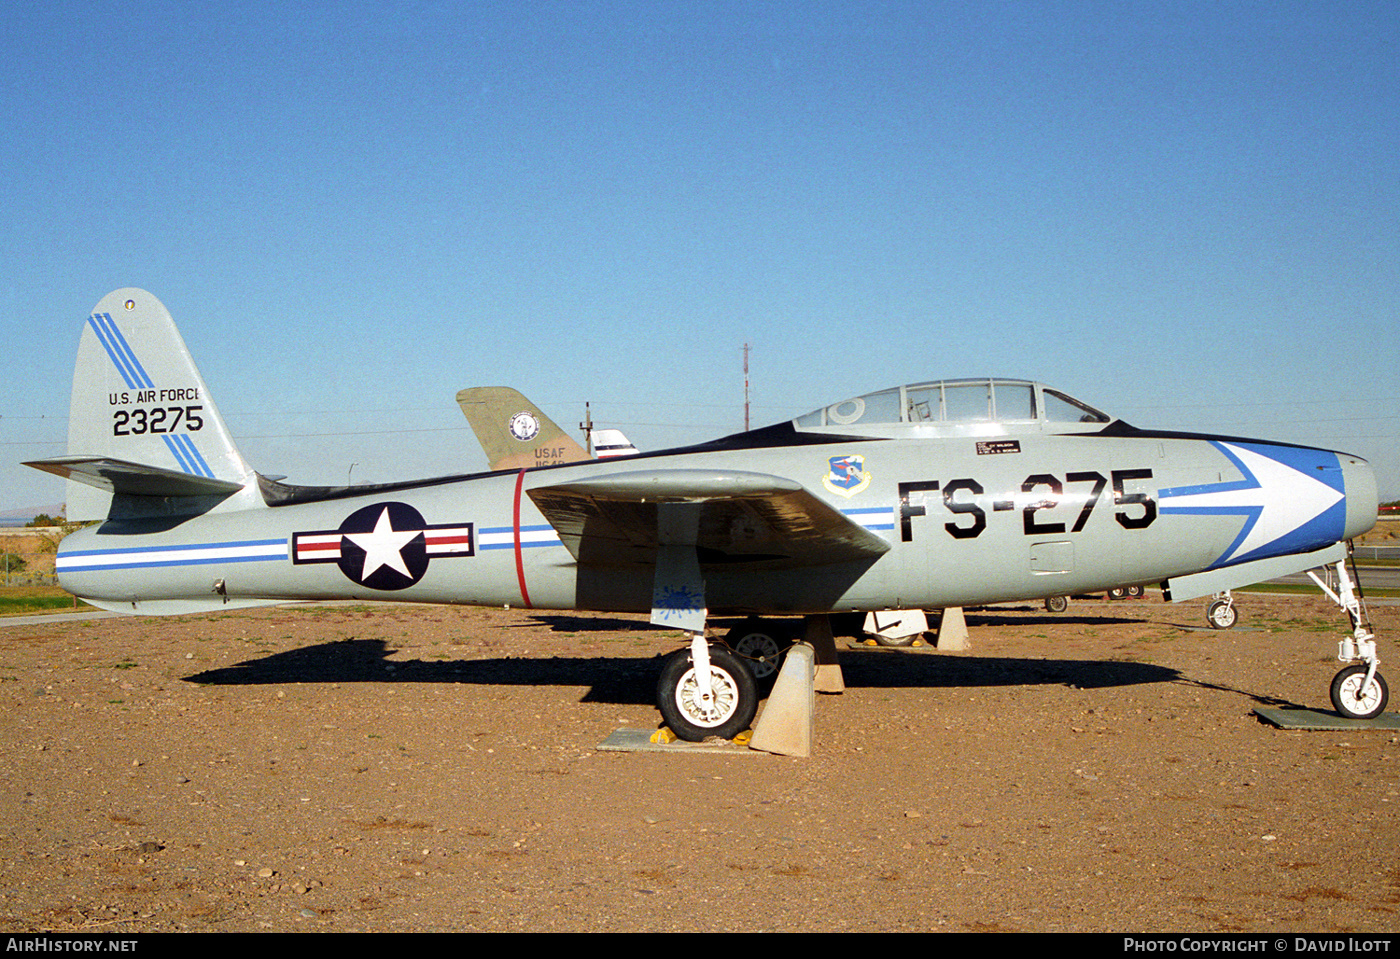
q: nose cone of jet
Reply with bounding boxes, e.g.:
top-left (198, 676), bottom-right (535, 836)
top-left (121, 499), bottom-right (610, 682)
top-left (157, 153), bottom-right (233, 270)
top-left (1340, 452), bottom-right (1378, 542)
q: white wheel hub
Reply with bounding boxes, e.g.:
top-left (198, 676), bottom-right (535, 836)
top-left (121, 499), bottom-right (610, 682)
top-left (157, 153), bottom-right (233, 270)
top-left (1338, 672), bottom-right (1383, 714)
top-left (675, 666), bottom-right (739, 728)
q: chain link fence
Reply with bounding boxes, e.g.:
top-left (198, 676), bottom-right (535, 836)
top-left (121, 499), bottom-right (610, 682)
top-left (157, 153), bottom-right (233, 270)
top-left (0, 528), bottom-right (66, 586)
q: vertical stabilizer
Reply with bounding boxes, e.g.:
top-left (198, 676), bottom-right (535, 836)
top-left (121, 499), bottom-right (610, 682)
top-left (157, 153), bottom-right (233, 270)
top-left (58, 289), bottom-right (255, 519)
top-left (456, 387), bottom-right (590, 471)
top-left (592, 428), bottom-right (639, 459)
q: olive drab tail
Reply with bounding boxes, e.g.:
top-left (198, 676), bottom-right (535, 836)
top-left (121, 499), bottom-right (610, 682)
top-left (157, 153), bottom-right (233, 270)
top-left (456, 386), bottom-right (591, 471)
top-left (25, 289), bottom-right (258, 521)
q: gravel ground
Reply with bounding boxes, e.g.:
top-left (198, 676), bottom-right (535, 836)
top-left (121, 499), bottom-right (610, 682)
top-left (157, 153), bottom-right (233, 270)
top-left (1, 592), bottom-right (1397, 933)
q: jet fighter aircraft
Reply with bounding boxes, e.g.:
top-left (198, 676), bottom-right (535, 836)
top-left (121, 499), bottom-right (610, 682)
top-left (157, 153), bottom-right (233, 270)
top-left (25, 290), bottom-right (1386, 741)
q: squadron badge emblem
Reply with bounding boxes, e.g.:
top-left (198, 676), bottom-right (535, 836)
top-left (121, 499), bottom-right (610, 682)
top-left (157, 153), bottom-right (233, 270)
top-left (509, 411), bottom-right (540, 442)
top-left (822, 454), bottom-right (871, 497)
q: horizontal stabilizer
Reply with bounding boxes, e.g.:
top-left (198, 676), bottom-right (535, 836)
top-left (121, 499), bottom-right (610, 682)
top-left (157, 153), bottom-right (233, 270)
top-left (529, 469), bottom-right (891, 568)
top-left (24, 456), bottom-right (247, 499)
top-left (1161, 541), bottom-right (1347, 602)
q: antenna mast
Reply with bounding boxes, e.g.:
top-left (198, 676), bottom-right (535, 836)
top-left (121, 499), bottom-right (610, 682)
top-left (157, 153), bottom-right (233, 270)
top-left (580, 402), bottom-right (594, 457)
top-left (743, 342), bottom-right (750, 432)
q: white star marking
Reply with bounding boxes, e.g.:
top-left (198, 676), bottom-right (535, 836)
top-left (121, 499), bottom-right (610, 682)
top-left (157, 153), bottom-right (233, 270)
top-left (345, 507), bottom-right (420, 581)
top-left (1161, 443), bottom-right (1343, 565)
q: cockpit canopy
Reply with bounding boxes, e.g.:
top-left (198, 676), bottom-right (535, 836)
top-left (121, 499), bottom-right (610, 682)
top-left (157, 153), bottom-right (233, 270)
top-left (792, 378), bottom-right (1111, 438)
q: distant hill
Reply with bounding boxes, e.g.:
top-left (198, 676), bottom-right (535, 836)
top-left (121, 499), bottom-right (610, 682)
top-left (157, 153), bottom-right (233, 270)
top-left (0, 505), bottom-right (65, 528)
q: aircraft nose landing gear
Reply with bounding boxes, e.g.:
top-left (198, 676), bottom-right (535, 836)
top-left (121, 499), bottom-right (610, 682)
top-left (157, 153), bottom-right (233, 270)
top-left (1310, 556), bottom-right (1389, 721)
top-left (1330, 662), bottom-right (1389, 721)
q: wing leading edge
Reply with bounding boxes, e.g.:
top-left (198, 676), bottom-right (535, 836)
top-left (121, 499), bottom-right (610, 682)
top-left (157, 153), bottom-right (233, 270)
top-left (527, 469), bottom-right (891, 568)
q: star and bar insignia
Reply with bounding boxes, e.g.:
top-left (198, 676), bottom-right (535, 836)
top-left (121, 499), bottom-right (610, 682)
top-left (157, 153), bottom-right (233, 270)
top-left (292, 502), bottom-right (474, 590)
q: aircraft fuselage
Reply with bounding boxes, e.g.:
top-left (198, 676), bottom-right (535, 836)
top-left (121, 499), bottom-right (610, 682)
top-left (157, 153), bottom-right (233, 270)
top-left (56, 427), bottom-right (1376, 618)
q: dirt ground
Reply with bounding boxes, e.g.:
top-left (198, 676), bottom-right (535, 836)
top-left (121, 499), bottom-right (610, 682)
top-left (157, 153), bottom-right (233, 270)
top-left (1, 592), bottom-right (1397, 933)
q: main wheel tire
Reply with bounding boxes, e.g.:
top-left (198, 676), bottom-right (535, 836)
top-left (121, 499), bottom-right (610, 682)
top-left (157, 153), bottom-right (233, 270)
top-left (1045, 595), bottom-right (1069, 613)
top-left (725, 622), bottom-right (788, 681)
top-left (1207, 599), bottom-right (1237, 630)
top-left (1108, 587), bottom-right (1128, 600)
top-left (657, 645), bottom-right (758, 742)
top-left (1127, 585), bottom-right (1145, 598)
top-left (1330, 665), bottom-right (1390, 720)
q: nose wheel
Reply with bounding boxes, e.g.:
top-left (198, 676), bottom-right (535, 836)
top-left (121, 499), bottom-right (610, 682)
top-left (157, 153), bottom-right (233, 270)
top-left (1330, 664), bottom-right (1389, 721)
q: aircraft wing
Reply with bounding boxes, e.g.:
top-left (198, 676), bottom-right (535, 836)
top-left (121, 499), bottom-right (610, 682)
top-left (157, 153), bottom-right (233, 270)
top-left (527, 469), bottom-right (891, 568)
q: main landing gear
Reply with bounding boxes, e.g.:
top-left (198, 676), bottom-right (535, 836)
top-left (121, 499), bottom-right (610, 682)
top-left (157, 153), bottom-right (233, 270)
top-left (657, 635), bottom-right (760, 741)
top-left (655, 617), bottom-right (841, 747)
top-left (1308, 556), bottom-right (1388, 720)
top-left (723, 619), bottom-right (791, 682)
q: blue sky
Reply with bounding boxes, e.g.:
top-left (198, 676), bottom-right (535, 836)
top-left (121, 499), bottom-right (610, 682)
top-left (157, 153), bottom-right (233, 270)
top-left (3, 0), bottom-right (1397, 511)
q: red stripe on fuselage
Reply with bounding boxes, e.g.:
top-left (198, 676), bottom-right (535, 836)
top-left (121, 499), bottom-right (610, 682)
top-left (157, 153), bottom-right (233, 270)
top-left (513, 469), bottom-right (532, 608)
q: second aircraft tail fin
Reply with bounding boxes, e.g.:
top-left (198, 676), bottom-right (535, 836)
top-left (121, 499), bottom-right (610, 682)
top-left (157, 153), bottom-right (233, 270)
top-left (456, 387), bottom-right (591, 471)
top-left (591, 428), bottom-right (639, 459)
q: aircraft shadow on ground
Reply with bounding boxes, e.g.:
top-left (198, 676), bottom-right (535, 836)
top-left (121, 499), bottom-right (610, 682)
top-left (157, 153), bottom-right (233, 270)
top-left (186, 637), bottom-right (1183, 707)
top-left (961, 612), bottom-right (1147, 628)
top-left (517, 614), bottom-right (658, 633)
